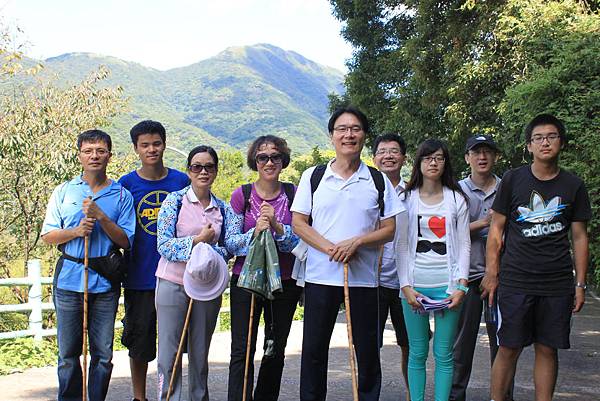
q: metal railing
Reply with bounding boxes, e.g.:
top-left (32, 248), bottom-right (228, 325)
top-left (0, 259), bottom-right (231, 341)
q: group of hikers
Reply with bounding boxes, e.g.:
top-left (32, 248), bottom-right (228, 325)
top-left (41, 106), bottom-right (591, 401)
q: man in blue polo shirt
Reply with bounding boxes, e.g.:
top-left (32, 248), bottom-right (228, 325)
top-left (118, 120), bottom-right (188, 401)
top-left (42, 129), bottom-right (135, 401)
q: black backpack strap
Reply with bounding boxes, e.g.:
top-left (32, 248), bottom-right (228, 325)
top-left (241, 183), bottom-right (252, 214)
top-left (218, 202), bottom-right (226, 247)
top-left (308, 165), bottom-right (327, 225)
top-left (281, 182), bottom-right (295, 210)
top-left (310, 165), bottom-right (327, 196)
top-left (367, 166), bottom-right (385, 217)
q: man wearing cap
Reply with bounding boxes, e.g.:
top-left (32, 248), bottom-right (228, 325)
top-left (450, 134), bottom-right (514, 401)
top-left (42, 129), bottom-right (135, 401)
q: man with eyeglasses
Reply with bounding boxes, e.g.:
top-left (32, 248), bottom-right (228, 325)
top-left (481, 114), bottom-right (591, 401)
top-left (118, 121), bottom-right (189, 401)
top-left (371, 133), bottom-right (411, 400)
top-left (450, 134), bottom-right (515, 401)
top-left (292, 107), bottom-right (404, 401)
top-left (42, 130), bottom-right (136, 401)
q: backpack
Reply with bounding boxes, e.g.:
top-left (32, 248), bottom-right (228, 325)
top-left (308, 164), bottom-right (385, 224)
top-left (241, 182), bottom-right (296, 213)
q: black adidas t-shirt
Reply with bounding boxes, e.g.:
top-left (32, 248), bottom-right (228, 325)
top-left (492, 166), bottom-right (591, 295)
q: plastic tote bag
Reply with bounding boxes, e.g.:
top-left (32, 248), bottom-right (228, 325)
top-left (238, 230), bottom-right (282, 300)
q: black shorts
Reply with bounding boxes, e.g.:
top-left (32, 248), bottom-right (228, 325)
top-left (378, 286), bottom-right (409, 347)
top-left (121, 289), bottom-right (157, 362)
top-left (497, 287), bottom-right (574, 349)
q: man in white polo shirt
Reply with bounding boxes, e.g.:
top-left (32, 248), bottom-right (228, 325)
top-left (292, 107), bottom-right (404, 401)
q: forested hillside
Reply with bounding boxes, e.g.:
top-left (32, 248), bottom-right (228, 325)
top-left (34, 43), bottom-right (344, 154)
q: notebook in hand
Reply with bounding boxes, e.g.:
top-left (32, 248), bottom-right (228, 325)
top-left (416, 295), bottom-right (451, 312)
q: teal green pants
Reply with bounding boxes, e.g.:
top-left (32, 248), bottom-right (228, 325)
top-left (401, 286), bottom-right (461, 401)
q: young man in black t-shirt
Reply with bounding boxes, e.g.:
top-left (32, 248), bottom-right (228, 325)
top-left (481, 114), bottom-right (591, 401)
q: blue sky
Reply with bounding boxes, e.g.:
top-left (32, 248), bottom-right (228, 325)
top-left (1, 0), bottom-right (353, 72)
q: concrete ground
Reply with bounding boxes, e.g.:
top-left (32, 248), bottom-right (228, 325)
top-left (3, 291), bottom-right (599, 401)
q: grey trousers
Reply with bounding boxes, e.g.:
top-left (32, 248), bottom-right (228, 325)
top-left (156, 278), bottom-right (222, 401)
top-left (450, 278), bottom-right (514, 401)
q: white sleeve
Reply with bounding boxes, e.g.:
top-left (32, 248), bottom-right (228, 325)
top-left (381, 174), bottom-right (405, 220)
top-left (395, 198), bottom-right (410, 288)
top-left (290, 167), bottom-right (315, 216)
top-left (456, 195), bottom-right (471, 281)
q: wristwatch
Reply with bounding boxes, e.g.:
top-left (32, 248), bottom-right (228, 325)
top-left (576, 282), bottom-right (587, 290)
top-left (457, 284), bottom-right (469, 294)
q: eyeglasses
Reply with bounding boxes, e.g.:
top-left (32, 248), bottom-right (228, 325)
top-left (80, 148), bottom-right (109, 156)
top-left (333, 125), bottom-right (363, 134)
top-left (421, 155), bottom-right (446, 164)
top-left (189, 163), bottom-right (217, 174)
top-left (530, 133), bottom-right (560, 144)
top-left (375, 148), bottom-right (403, 156)
top-left (256, 153), bottom-right (283, 165)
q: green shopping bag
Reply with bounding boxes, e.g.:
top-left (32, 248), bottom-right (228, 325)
top-left (238, 230), bottom-right (282, 300)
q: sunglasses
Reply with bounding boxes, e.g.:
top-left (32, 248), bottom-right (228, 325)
top-left (256, 153), bottom-right (283, 165)
top-left (189, 163), bottom-right (217, 174)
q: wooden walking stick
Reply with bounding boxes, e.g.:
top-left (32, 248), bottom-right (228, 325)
top-left (166, 298), bottom-right (194, 401)
top-left (242, 294), bottom-right (256, 401)
top-left (82, 234), bottom-right (89, 401)
top-left (343, 262), bottom-right (359, 401)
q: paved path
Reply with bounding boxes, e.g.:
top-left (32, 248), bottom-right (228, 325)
top-left (3, 292), bottom-right (599, 400)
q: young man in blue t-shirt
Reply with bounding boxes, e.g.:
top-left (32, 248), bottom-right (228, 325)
top-left (119, 120), bottom-right (189, 401)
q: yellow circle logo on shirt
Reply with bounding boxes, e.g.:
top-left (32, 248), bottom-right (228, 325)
top-left (137, 190), bottom-right (169, 235)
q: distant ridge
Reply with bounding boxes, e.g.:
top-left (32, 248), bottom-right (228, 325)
top-left (34, 44), bottom-right (345, 154)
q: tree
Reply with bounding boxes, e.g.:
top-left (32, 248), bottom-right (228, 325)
top-left (0, 24), bottom-right (126, 276)
top-left (330, 0), bottom-right (600, 281)
top-left (211, 150), bottom-right (257, 201)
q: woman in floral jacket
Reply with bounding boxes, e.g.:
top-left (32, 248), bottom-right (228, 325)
top-left (155, 145), bottom-right (229, 401)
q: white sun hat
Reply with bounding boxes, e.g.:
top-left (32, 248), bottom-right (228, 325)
top-left (183, 242), bottom-right (229, 301)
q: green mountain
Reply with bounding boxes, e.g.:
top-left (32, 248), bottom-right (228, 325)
top-left (39, 44), bottom-right (344, 155)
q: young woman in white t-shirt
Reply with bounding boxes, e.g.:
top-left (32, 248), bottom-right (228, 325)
top-left (396, 139), bottom-right (471, 401)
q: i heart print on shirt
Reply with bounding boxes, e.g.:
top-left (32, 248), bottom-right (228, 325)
top-left (428, 216), bottom-right (446, 238)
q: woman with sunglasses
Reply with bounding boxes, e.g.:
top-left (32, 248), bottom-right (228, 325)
top-left (396, 139), bottom-right (470, 401)
top-left (224, 135), bottom-right (301, 401)
top-left (155, 145), bottom-right (229, 401)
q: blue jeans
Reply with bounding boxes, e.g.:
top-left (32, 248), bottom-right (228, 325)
top-left (54, 287), bottom-right (119, 401)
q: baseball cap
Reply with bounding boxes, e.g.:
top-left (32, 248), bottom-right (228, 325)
top-left (465, 134), bottom-right (498, 152)
top-left (183, 243), bottom-right (229, 301)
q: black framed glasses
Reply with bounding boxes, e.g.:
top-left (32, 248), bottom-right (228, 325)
top-left (421, 155), bottom-right (446, 164)
top-left (333, 125), bottom-right (363, 134)
top-left (256, 153), bottom-right (283, 165)
top-left (189, 163), bottom-right (217, 174)
top-left (530, 133), bottom-right (560, 144)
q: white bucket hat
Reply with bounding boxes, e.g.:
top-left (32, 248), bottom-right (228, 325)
top-left (183, 242), bottom-right (229, 301)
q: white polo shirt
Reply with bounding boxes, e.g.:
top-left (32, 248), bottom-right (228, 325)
top-left (291, 160), bottom-right (404, 287)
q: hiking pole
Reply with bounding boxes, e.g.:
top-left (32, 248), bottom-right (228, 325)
top-left (343, 262), bottom-right (359, 401)
top-left (166, 298), bottom-right (194, 401)
top-left (242, 294), bottom-right (256, 401)
top-left (82, 234), bottom-right (89, 401)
